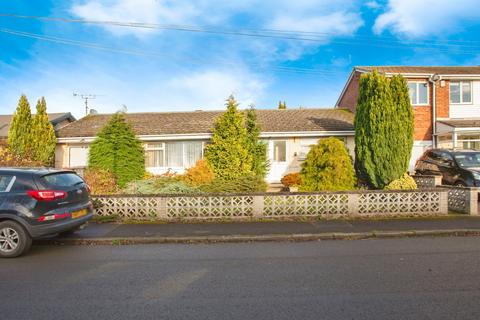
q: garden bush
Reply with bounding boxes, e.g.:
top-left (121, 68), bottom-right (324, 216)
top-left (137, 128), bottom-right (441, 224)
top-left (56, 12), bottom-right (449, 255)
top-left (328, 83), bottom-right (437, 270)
top-left (281, 173), bottom-right (302, 187)
top-left (0, 142), bottom-right (42, 167)
top-left (198, 174), bottom-right (267, 193)
top-left (83, 168), bottom-right (118, 195)
top-left (384, 173), bottom-right (417, 190)
top-left (182, 159), bottom-right (215, 186)
top-left (300, 137), bottom-right (356, 191)
top-left (88, 113), bottom-right (145, 188)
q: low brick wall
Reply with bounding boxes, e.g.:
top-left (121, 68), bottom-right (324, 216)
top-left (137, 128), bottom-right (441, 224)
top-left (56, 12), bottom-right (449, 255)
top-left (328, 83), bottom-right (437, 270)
top-left (93, 189), bottom-right (448, 221)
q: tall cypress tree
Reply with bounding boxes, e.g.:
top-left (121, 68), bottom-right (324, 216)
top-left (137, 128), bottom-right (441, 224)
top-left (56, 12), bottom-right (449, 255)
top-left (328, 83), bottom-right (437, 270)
top-left (31, 97), bottom-right (57, 165)
top-left (204, 95), bottom-right (253, 180)
top-left (8, 94), bottom-right (32, 157)
top-left (355, 71), bottom-right (414, 189)
top-left (88, 113), bottom-right (145, 188)
top-left (390, 75), bottom-right (414, 175)
top-left (245, 106), bottom-right (268, 178)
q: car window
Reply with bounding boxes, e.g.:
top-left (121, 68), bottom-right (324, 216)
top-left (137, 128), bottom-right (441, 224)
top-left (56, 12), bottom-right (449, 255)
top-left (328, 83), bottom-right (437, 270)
top-left (0, 175), bottom-right (15, 192)
top-left (438, 152), bottom-right (454, 166)
top-left (454, 153), bottom-right (480, 168)
top-left (41, 173), bottom-right (84, 188)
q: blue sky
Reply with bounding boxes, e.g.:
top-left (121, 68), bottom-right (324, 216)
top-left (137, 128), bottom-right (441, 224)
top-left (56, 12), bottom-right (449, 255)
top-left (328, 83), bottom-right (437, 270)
top-left (1, 0), bottom-right (480, 118)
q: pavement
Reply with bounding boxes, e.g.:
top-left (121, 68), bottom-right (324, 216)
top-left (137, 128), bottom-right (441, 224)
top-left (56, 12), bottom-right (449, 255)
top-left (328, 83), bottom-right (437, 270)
top-left (4, 237), bottom-right (480, 319)
top-left (37, 215), bottom-right (480, 245)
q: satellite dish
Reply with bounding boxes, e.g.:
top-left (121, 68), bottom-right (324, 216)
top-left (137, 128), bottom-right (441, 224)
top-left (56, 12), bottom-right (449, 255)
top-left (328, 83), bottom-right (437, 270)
top-left (89, 109), bottom-right (98, 115)
top-left (119, 104), bottom-right (128, 113)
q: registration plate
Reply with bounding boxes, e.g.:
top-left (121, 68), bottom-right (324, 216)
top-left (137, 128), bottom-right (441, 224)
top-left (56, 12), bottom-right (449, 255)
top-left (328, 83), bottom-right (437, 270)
top-left (71, 209), bottom-right (88, 219)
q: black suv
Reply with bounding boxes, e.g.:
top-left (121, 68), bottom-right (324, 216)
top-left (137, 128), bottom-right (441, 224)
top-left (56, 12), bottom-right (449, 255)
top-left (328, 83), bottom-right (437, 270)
top-left (415, 149), bottom-right (480, 187)
top-left (0, 168), bottom-right (93, 257)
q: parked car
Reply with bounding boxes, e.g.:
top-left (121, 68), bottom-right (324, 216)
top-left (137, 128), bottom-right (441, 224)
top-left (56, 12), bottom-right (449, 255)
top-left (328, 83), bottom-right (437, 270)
top-left (415, 149), bottom-right (480, 187)
top-left (0, 168), bottom-right (93, 257)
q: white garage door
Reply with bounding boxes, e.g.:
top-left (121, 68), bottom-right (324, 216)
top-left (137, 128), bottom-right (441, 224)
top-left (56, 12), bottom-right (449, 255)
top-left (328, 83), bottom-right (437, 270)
top-left (69, 147), bottom-right (89, 168)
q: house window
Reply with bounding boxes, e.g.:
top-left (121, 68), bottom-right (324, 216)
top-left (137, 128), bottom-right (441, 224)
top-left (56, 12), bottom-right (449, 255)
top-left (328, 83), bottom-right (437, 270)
top-left (408, 82), bottom-right (428, 105)
top-left (450, 81), bottom-right (472, 104)
top-left (145, 143), bottom-right (164, 167)
top-left (145, 141), bottom-right (203, 168)
top-left (273, 140), bottom-right (286, 162)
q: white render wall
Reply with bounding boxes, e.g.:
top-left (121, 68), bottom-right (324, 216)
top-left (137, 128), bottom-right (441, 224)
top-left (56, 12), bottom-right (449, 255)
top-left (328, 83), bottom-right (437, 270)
top-left (449, 80), bottom-right (480, 118)
top-left (56, 135), bottom-right (355, 184)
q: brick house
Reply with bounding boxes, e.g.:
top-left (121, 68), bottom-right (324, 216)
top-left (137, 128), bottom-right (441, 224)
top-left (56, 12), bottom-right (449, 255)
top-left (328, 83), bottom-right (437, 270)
top-left (336, 66), bottom-right (480, 170)
top-left (55, 108), bottom-right (354, 183)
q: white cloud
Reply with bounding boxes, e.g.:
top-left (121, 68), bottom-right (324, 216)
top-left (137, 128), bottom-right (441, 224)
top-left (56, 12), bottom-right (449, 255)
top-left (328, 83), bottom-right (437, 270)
top-left (365, 1), bottom-right (381, 10)
top-left (269, 11), bottom-right (363, 36)
top-left (374, 0), bottom-right (480, 37)
top-left (161, 69), bottom-right (266, 109)
top-left (71, 0), bottom-right (199, 37)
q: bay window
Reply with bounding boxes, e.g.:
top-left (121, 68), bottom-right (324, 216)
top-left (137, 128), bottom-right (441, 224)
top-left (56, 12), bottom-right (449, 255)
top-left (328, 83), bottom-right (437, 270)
top-left (450, 81), bottom-right (472, 104)
top-left (145, 141), bottom-right (203, 168)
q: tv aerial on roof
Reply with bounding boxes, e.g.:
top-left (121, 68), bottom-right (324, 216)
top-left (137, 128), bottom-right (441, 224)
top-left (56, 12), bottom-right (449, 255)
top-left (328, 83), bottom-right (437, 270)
top-left (73, 92), bottom-right (104, 116)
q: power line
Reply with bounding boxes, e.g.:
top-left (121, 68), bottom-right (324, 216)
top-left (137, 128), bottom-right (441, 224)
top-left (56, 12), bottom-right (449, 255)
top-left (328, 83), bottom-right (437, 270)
top-left (0, 27), bottom-right (342, 76)
top-left (1, 13), bottom-right (480, 53)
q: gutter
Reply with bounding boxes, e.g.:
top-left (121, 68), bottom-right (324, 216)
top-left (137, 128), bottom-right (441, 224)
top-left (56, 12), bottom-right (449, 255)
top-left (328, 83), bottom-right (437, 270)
top-left (428, 74), bottom-right (441, 148)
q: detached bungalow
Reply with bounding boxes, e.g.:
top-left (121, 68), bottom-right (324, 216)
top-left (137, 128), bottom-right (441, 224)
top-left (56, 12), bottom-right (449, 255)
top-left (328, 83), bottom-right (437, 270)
top-left (55, 108), bottom-right (354, 183)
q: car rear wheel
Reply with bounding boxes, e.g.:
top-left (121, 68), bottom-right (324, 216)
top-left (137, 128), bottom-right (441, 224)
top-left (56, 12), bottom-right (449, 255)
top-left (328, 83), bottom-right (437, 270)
top-left (0, 221), bottom-right (32, 258)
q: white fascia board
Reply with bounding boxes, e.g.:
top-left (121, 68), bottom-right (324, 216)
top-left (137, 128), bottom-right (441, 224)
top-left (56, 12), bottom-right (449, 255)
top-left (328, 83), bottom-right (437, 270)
top-left (453, 127), bottom-right (480, 133)
top-left (260, 131), bottom-right (355, 138)
top-left (57, 137), bottom-right (96, 143)
top-left (58, 131), bottom-right (355, 143)
top-left (137, 134), bottom-right (211, 141)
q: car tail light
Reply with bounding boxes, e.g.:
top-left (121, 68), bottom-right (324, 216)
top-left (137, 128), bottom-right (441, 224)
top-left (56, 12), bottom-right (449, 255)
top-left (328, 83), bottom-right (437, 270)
top-left (37, 213), bottom-right (70, 222)
top-left (27, 190), bottom-right (67, 201)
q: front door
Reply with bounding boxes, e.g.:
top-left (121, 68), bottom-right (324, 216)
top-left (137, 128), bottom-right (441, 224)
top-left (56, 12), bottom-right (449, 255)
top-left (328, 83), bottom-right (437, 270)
top-left (267, 140), bottom-right (288, 183)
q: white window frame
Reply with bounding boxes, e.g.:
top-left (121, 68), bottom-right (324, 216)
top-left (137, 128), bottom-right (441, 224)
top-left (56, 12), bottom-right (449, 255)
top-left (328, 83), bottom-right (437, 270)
top-left (408, 82), bottom-right (429, 106)
top-left (449, 81), bottom-right (473, 104)
top-left (145, 141), bottom-right (204, 169)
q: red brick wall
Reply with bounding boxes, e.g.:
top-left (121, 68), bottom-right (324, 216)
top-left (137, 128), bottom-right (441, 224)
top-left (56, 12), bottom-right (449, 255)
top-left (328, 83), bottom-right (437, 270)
top-left (338, 72), bottom-right (444, 142)
top-left (337, 71), bottom-right (361, 112)
top-left (435, 80), bottom-right (450, 118)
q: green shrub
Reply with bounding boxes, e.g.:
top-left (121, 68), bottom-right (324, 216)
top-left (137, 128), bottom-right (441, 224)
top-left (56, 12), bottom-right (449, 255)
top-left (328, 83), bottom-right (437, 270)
top-left (384, 173), bottom-right (417, 190)
top-left (300, 137), bottom-right (356, 191)
top-left (204, 95), bottom-right (253, 179)
top-left (88, 113), bottom-right (145, 188)
top-left (281, 173), bottom-right (302, 187)
top-left (355, 71), bottom-right (414, 189)
top-left (199, 174), bottom-right (267, 193)
top-left (158, 181), bottom-right (198, 194)
top-left (83, 168), bottom-right (118, 195)
top-left (182, 159), bottom-right (215, 186)
top-left (123, 174), bottom-right (199, 194)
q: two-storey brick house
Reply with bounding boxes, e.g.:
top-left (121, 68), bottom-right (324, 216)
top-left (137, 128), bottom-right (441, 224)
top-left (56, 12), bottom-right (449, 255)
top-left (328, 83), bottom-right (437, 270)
top-left (336, 66), bottom-right (480, 170)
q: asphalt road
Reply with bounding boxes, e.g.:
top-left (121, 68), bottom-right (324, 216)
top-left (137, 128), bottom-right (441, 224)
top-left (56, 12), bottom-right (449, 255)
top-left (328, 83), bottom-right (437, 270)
top-left (2, 238), bottom-right (480, 320)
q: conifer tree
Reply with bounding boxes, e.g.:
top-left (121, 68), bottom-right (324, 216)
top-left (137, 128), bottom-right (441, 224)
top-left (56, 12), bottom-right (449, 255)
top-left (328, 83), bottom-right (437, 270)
top-left (354, 71), bottom-right (414, 189)
top-left (278, 101), bottom-right (287, 109)
top-left (88, 113), bottom-right (145, 188)
top-left (204, 95), bottom-right (253, 179)
top-left (245, 106), bottom-right (268, 178)
top-left (8, 94), bottom-right (32, 157)
top-left (300, 137), bottom-right (355, 191)
top-left (31, 97), bottom-right (57, 165)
